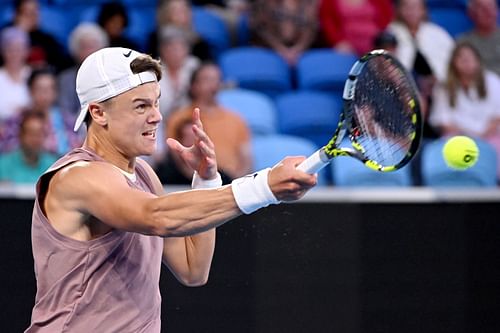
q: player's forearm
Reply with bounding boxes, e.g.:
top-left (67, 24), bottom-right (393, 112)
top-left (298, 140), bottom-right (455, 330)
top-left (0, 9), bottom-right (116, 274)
top-left (162, 229), bottom-right (216, 286)
top-left (184, 230), bottom-right (216, 285)
top-left (146, 185), bottom-right (241, 237)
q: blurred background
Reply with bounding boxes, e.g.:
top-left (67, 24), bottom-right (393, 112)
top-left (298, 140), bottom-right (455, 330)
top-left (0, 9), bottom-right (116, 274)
top-left (1, 0), bottom-right (500, 332)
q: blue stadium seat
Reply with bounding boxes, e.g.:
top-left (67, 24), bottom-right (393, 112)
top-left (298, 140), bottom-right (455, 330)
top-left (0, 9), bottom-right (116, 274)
top-left (79, 5), bottom-right (100, 23)
top-left (51, 0), bottom-right (110, 5)
top-left (331, 142), bottom-right (413, 187)
top-left (426, 0), bottom-right (466, 8)
top-left (39, 5), bottom-right (78, 47)
top-left (274, 90), bottom-right (342, 149)
top-left (125, 6), bottom-right (156, 51)
top-left (296, 49), bottom-right (357, 94)
top-left (421, 137), bottom-right (498, 187)
top-left (0, 5), bottom-right (13, 27)
top-left (192, 6), bottom-right (230, 58)
top-left (217, 88), bottom-right (278, 135)
top-left (429, 7), bottom-right (473, 37)
top-left (219, 47), bottom-right (292, 98)
top-left (252, 134), bottom-right (327, 185)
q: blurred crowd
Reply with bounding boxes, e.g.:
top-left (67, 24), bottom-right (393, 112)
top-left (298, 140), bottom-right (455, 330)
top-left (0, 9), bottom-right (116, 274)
top-left (0, 0), bottom-right (499, 186)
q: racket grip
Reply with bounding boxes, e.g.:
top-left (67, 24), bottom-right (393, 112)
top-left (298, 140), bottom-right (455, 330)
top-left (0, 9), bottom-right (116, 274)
top-left (297, 149), bottom-right (331, 174)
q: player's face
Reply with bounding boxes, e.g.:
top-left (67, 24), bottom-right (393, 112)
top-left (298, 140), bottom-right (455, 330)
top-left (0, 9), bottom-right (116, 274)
top-left (104, 82), bottom-right (162, 157)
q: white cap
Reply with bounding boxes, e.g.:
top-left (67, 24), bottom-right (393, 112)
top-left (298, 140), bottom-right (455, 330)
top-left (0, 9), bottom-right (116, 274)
top-left (74, 47), bottom-right (158, 131)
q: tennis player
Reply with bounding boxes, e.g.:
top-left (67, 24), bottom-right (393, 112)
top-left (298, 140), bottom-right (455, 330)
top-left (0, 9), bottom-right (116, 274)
top-left (25, 47), bottom-right (316, 332)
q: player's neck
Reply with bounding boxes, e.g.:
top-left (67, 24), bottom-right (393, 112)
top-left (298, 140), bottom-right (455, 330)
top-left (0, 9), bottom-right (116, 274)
top-left (83, 134), bottom-right (136, 173)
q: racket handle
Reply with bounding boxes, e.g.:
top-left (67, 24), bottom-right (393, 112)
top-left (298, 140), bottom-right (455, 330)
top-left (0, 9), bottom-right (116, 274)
top-left (297, 149), bottom-right (331, 174)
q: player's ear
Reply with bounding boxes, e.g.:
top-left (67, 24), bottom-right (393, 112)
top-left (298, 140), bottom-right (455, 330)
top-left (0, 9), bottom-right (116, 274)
top-left (88, 102), bottom-right (108, 127)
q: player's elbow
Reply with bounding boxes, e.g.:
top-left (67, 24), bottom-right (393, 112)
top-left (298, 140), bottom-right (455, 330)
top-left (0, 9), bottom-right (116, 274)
top-left (179, 274), bottom-right (209, 287)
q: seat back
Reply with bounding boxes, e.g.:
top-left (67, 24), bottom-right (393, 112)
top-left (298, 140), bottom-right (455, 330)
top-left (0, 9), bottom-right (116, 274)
top-left (217, 88), bottom-right (278, 135)
top-left (421, 137), bottom-right (498, 187)
top-left (219, 47), bottom-right (292, 97)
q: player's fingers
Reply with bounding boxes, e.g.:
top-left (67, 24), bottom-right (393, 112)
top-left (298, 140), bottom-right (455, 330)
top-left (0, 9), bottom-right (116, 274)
top-left (192, 124), bottom-right (214, 149)
top-left (166, 138), bottom-right (185, 153)
top-left (192, 108), bottom-right (204, 130)
top-left (197, 140), bottom-right (216, 158)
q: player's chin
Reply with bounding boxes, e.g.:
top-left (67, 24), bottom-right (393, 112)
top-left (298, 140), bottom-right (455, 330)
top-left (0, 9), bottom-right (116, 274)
top-left (139, 141), bottom-right (157, 156)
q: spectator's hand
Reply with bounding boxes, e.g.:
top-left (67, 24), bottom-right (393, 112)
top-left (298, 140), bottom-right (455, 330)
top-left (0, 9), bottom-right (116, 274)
top-left (166, 108), bottom-right (218, 180)
top-left (268, 156), bottom-right (317, 202)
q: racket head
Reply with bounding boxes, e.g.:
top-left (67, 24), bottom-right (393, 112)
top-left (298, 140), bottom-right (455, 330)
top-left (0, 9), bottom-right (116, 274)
top-left (325, 49), bottom-right (423, 172)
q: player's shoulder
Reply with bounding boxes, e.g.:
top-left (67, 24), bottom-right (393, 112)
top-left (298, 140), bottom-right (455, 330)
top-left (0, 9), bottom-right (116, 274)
top-left (52, 160), bottom-right (122, 191)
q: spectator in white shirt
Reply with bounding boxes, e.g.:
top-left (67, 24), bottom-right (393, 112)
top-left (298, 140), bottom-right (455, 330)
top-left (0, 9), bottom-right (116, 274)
top-left (430, 41), bottom-right (500, 177)
top-left (0, 27), bottom-right (31, 120)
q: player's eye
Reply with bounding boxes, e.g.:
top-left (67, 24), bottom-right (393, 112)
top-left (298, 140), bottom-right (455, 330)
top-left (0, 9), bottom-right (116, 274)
top-left (135, 104), bottom-right (147, 113)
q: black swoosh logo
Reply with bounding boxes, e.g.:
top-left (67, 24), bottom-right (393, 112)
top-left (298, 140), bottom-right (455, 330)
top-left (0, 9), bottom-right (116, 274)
top-left (123, 50), bottom-right (132, 57)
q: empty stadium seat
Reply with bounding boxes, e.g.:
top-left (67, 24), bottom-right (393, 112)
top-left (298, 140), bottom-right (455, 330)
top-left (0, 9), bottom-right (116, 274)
top-left (296, 49), bottom-right (357, 94)
top-left (219, 47), bottom-right (292, 97)
top-left (421, 137), bottom-right (498, 187)
top-left (274, 90), bottom-right (342, 149)
top-left (192, 6), bottom-right (230, 58)
top-left (39, 5), bottom-right (77, 47)
top-left (252, 134), bottom-right (328, 185)
top-left (217, 88), bottom-right (278, 135)
top-left (331, 150), bottom-right (413, 187)
top-left (429, 7), bottom-right (473, 37)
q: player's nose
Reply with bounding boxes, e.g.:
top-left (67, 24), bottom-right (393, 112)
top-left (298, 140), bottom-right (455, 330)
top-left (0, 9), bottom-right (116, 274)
top-left (149, 104), bottom-right (162, 124)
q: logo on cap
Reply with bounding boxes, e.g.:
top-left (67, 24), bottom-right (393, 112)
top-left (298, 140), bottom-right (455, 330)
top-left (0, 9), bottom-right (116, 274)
top-left (123, 50), bottom-right (132, 57)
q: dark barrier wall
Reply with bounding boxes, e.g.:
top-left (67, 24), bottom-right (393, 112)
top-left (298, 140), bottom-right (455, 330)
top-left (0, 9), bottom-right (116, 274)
top-left (1, 199), bottom-right (499, 333)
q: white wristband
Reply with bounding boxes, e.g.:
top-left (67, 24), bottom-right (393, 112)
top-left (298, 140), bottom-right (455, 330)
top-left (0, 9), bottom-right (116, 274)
top-left (231, 168), bottom-right (280, 214)
top-left (192, 171), bottom-right (223, 189)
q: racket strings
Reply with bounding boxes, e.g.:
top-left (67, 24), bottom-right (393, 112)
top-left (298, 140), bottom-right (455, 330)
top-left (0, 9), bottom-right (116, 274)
top-left (351, 57), bottom-right (417, 166)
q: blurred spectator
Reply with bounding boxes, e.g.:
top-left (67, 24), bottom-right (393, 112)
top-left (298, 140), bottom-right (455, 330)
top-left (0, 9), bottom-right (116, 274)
top-left (0, 27), bottom-right (31, 120)
top-left (155, 116), bottom-right (231, 185)
top-left (0, 111), bottom-right (57, 184)
top-left (147, 27), bottom-right (200, 168)
top-left (0, 67), bottom-right (82, 155)
top-left (158, 26), bottom-right (200, 118)
top-left (458, 0), bottom-right (500, 76)
top-left (249, 0), bottom-right (319, 65)
top-left (430, 41), bottom-right (500, 176)
top-left (319, 0), bottom-right (393, 56)
top-left (146, 0), bottom-right (212, 60)
top-left (58, 23), bottom-right (108, 115)
top-left (3, 0), bottom-right (71, 71)
top-left (97, 1), bottom-right (139, 51)
top-left (166, 63), bottom-right (252, 179)
top-left (388, 0), bottom-right (455, 139)
top-left (373, 30), bottom-right (398, 54)
top-left (191, 0), bottom-right (250, 46)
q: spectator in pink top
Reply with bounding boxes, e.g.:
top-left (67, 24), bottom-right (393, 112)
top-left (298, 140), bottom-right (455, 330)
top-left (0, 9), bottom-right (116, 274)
top-left (319, 0), bottom-right (394, 56)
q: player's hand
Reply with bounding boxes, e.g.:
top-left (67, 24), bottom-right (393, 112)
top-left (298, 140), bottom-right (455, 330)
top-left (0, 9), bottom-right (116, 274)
top-left (268, 156), bottom-right (317, 202)
top-left (166, 108), bottom-right (218, 180)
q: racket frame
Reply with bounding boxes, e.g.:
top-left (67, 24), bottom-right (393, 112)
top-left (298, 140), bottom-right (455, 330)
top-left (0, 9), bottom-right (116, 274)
top-left (297, 49), bottom-right (422, 174)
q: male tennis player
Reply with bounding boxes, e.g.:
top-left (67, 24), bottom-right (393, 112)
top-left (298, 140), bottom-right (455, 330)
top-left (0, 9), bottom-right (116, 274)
top-left (25, 47), bottom-right (316, 332)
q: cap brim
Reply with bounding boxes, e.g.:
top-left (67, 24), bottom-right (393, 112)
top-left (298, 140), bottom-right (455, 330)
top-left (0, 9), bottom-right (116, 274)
top-left (74, 104), bottom-right (88, 131)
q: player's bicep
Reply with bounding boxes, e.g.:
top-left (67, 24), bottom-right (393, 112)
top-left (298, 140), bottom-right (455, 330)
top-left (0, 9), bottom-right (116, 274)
top-left (54, 162), bottom-right (159, 235)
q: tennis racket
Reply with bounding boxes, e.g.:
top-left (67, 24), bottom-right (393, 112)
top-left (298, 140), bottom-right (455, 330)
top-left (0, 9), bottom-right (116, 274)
top-left (297, 49), bottom-right (422, 174)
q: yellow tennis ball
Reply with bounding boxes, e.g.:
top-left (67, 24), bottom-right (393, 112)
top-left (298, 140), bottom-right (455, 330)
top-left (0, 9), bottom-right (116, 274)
top-left (442, 136), bottom-right (479, 170)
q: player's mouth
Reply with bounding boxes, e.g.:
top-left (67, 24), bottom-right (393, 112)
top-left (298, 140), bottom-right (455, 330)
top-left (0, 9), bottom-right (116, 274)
top-left (142, 129), bottom-right (156, 139)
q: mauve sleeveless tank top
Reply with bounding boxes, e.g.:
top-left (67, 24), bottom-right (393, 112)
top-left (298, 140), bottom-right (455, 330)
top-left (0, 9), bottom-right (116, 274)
top-left (26, 148), bottom-right (163, 333)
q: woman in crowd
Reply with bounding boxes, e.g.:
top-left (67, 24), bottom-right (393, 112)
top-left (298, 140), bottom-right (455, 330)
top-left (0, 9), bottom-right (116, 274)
top-left (430, 41), bottom-right (500, 177)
